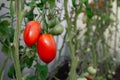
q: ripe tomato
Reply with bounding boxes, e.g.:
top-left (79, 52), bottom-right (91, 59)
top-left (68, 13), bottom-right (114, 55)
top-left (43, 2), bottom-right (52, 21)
top-left (23, 21), bottom-right (41, 47)
top-left (89, 2), bottom-right (94, 8)
top-left (98, 1), bottom-right (103, 8)
top-left (37, 34), bottom-right (56, 64)
top-left (86, 75), bottom-right (92, 80)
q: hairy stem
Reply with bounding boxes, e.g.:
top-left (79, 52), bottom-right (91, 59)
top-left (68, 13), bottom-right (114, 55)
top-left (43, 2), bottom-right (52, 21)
top-left (12, 0), bottom-right (22, 80)
top-left (114, 0), bottom-right (118, 57)
top-left (64, 0), bottom-right (78, 80)
top-left (0, 57), bottom-right (9, 80)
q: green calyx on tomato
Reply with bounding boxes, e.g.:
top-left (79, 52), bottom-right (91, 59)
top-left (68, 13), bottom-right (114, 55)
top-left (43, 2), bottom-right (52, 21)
top-left (37, 34), bottom-right (56, 64)
top-left (23, 21), bottom-right (41, 47)
top-left (49, 24), bottom-right (64, 35)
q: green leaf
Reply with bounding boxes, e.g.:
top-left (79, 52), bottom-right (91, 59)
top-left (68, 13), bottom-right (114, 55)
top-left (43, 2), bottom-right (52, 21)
top-left (8, 64), bottom-right (16, 79)
top-left (1, 3), bottom-right (5, 7)
top-left (0, 27), bottom-right (14, 55)
top-left (72, 0), bottom-right (76, 7)
top-left (25, 8), bottom-right (35, 21)
top-left (26, 1), bottom-right (36, 7)
top-left (81, 0), bottom-right (88, 3)
top-left (84, 2), bottom-right (94, 19)
top-left (25, 57), bottom-right (34, 68)
top-left (93, 76), bottom-right (106, 80)
top-left (9, 27), bottom-right (14, 42)
top-left (36, 64), bottom-right (48, 80)
top-left (42, 0), bottom-right (48, 3)
top-left (36, 2), bottom-right (44, 10)
top-left (26, 76), bottom-right (36, 80)
top-left (0, 20), bottom-right (10, 38)
top-left (48, 0), bottom-right (55, 8)
top-left (0, 20), bottom-right (10, 27)
top-left (1, 42), bottom-right (10, 55)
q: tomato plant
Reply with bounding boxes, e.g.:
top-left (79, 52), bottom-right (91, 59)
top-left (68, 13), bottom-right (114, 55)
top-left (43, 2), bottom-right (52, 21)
top-left (0, 0), bottom-right (119, 80)
top-left (37, 34), bottom-right (56, 64)
top-left (23, 21), bottom-right (41, 47)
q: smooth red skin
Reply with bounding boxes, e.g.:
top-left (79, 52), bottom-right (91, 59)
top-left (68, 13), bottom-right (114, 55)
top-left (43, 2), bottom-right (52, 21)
top-left (37, 34), bottom-right (56, 64)
top-left (24, 21), bottom-right (41, 47)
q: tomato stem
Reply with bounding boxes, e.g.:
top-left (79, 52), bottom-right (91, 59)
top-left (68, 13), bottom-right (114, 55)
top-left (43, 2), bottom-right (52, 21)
top-left (64, 0), bottom-right (78, 80)
top-left (12, 0), bottom-right (22, 80)
top-left (0, 56), bottom-right (9, 80)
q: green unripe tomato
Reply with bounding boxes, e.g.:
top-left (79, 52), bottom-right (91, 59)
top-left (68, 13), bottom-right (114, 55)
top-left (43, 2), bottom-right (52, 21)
top-left (77, 77), bottom-right (87, 80)
top-left (87, 66), bottom-right (97, 75)
top-left (49, 24), bottom-right (64, 35)
top-left (47, 18), bottom-right (59, 28)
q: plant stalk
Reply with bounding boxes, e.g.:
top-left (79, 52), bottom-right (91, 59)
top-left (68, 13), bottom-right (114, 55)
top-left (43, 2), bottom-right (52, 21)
top-left (0, 57), bottom-right (9, 80)
top-left (12, 0), bottom-right (22, 80)
top-left (114, 0), bottom-right (118, 57)
top-left (64, 0), bottom-right (78, 80)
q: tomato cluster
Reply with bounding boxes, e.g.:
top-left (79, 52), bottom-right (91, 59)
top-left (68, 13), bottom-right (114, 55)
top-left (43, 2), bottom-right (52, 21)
top-left (23, 21), bottom-right (60, 64)
top-left (89, 1), bottom-right (103, 9)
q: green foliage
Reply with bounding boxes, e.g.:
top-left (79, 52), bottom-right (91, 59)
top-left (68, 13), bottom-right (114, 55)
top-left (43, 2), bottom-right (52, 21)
top-left (25, 8), bottom-right (35, 21)
top-left (0, 20), bottom-right (10, 38)
top-left (1, 40), bottom-right (10, 55)
top-left (0, 20), bottom-right (14, 55)
top-left (8, 64), bottom-right (16, 79)
top-left (72, 0), bottom-right (76, 7)
top-left (25, 76), bottom-right (36, 80)
top-left (42, 0), bottom-right (55, 8)
top-left (93, 76), bottom-right (106, 80)
top-left (36, 2), bottom-right (44, 10)
top-left (84, 1), bottom-right (94, 19)
top-left (0, 0), bottom-right (119, 80)
top-left (1, 3), bottom-right (5, 7)
top-left (36, 64), bottom-right (48, 80)
top-left (24, 55), bottom-right (35, 68)
top-left (48, 0), bottom-right (55, 8)
top-left (0, 3), bottom-right (5, 10)
top-left (25, 0), bottom-right (36, 7)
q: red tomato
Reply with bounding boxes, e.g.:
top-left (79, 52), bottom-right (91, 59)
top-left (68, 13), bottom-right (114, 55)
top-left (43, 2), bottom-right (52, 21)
top-left (37, 34), bottom-right (56, 64)
top-left (89, 2), bottom-right (94, 8)
top-left (86, 75), bottom-right (92, 80)
top-left (98, 1), bottom-right (103, 8)
top-left (23, 21), bottom-right (41, 47)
